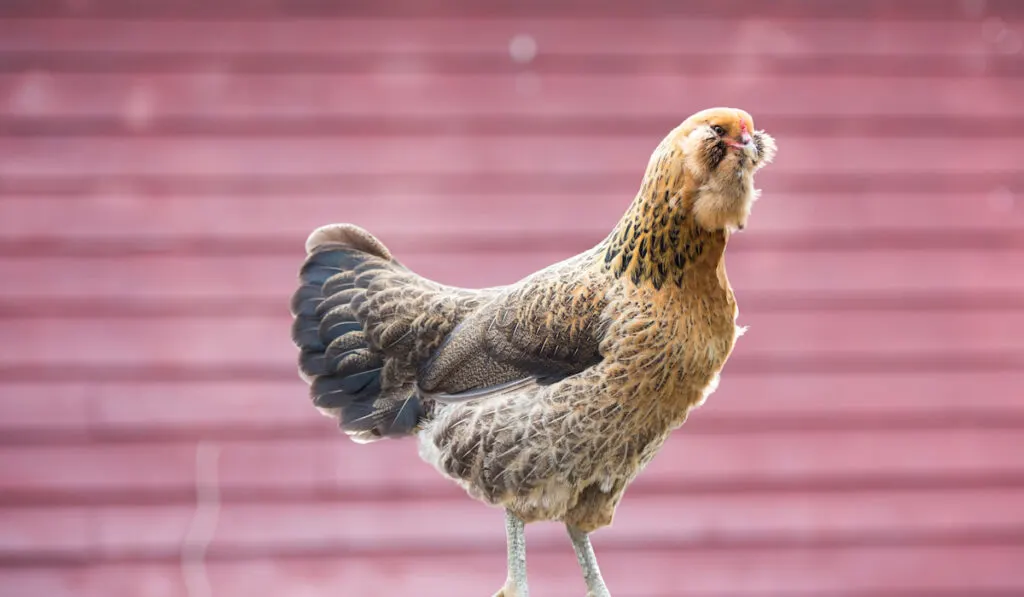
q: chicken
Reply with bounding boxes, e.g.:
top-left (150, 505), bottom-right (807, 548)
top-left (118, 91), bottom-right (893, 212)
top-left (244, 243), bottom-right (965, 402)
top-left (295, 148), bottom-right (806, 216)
top-left (290, 107), bottom-right (776, 597)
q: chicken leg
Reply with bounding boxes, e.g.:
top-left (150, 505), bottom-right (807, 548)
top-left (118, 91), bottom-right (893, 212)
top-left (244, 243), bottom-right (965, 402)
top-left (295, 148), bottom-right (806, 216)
top-left (567, 525), bottom-right (611, 597)
top-left (493, 509), bottom-right (529, 597)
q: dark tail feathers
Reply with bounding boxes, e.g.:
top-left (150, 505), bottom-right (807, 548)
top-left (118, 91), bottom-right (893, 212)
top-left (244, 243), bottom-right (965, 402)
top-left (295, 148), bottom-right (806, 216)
top-left (290, 224), bottom-right (423, 443)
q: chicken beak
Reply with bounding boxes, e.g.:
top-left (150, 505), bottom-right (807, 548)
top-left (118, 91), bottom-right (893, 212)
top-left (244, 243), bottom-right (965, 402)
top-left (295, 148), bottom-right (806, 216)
top-left (725, 133), bottom-right (753, 151)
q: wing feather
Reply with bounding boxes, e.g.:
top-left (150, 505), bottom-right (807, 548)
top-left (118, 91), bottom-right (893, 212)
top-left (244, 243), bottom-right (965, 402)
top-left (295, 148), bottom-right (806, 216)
top-left (416, 261), bottom-right (609, 401)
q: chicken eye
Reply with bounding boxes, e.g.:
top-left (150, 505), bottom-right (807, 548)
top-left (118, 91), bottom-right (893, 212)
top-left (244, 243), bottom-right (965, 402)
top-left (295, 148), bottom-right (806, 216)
top-left (711, 125), bottom-right (726, 136)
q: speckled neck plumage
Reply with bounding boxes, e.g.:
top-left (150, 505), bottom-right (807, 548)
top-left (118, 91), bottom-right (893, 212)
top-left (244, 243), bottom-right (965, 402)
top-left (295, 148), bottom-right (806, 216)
top-left (601, 144), bottom-right (727, 291)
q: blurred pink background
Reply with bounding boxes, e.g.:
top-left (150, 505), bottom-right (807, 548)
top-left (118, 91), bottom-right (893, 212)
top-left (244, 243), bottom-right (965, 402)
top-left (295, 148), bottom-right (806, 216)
top-left (1, 1), bottom-right (1023, 596)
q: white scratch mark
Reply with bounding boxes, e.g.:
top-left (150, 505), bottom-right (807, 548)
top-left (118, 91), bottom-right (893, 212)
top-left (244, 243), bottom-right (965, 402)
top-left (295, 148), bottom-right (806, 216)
top-left (509, 34), bottom-right (538, 64)
top-left (125, 80), bottom-right (156, 132)
top-left (181, 442), bottom-right (221, 597)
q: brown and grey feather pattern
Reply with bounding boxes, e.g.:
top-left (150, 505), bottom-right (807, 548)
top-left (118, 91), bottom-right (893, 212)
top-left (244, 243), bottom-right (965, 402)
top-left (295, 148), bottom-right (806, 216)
top-left (291, 108), bottom-right (776, 540)
top-left (418, 253), bottom-right (609, 399)
top-left (290, 224), bottom-right (489, 442)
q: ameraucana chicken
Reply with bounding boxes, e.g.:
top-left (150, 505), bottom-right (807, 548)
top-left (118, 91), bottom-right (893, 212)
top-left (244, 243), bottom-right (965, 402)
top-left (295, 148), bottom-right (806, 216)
top-left (290, 107), bottom-right (776, 597)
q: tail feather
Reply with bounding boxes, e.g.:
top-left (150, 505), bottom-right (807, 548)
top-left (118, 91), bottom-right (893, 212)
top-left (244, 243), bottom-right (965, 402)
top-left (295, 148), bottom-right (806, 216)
top-left (290, 224), bottom-right (425, 443)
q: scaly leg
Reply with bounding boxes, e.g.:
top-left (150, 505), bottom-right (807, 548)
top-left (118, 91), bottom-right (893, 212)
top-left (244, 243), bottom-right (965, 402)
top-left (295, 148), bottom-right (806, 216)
top-left (566, 525), bottom-right (611, 597)
top-left (492, 509), bottom-right (529, 597)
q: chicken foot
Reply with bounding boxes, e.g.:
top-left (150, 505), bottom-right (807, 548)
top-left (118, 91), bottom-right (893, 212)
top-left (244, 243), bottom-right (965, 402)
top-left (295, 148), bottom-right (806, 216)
top-left (567, 525), bottom-right (611, 597)
top-left (493, 509), bottom-right (529, 597)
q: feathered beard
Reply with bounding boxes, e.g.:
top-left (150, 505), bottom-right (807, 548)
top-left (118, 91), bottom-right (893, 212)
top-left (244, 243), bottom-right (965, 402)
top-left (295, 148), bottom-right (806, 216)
top-left (689, 127), bottom-right (776, 175)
